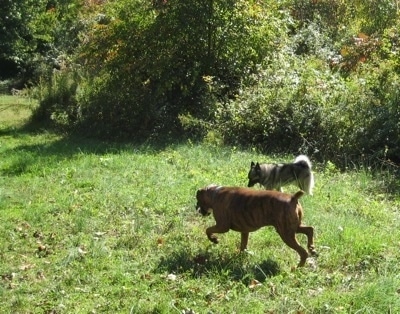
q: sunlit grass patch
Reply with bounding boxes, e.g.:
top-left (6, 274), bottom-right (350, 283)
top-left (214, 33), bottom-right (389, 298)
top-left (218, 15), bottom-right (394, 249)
top-left (0, 94), bottom-right (36, 127)
top-left (1, 97), bottom-right (400, 313)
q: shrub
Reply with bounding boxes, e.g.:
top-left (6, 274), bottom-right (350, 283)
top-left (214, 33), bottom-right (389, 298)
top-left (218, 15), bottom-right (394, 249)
top-left (204, 54), bottom-right (350, 158)
top-left (27, 0), bottom-right (400, 168)
top-left (349, 62), bottom-right (400, 164)
top-left (70, 0), bottom-right (292, 138)
top-left (31, 69), bottom-right (81, 130)
top-left (185, 48), bottom-right (400, 167)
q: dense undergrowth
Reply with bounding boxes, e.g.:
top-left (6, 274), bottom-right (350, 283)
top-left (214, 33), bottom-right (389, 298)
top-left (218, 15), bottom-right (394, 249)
top-left (15, 0), bottom-right (398, 167)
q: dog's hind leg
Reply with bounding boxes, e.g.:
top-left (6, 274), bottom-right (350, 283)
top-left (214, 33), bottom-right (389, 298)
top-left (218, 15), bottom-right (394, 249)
top-left (277, 231), bottom-right (309, 267)
top-left (240, 232), bottom-right (249, 251)
top-left (297, 225), bottom-right (317, 256)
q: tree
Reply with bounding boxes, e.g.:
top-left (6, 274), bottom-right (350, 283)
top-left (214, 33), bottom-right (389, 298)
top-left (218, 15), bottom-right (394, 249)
top-left (73, 0), bottom-right (289, 137)
top-left (0, 0), bottom-right (82, 83)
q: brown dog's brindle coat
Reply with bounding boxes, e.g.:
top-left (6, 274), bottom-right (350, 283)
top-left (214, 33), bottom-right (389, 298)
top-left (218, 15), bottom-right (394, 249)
top-left (195, 185), bottom-right (317, 267)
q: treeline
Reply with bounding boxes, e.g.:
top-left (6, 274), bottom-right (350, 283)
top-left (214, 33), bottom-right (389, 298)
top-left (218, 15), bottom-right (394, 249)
top-left (1, 0), bottom-right (399, 166)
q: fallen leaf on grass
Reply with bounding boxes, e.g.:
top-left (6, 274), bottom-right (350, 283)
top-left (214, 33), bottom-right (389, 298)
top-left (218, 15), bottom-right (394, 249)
top-left (33, 231), bottom-right (44, 239)
top-left (38, 244), bottom-right (47, 252)
top-left (78, 247), bottom-right (87, 256)
top-left (319, 245), bottom-right (331, 250)
top-left (14, 222), bottom-right (31, 233)
top-left (308, 287), bottom-right (323, 296)
top-left (36, 271), bottom-right (46, 280)
top-left (21, 221), bottom-right (31, 229)
top-left (19, 263), bottom-right (35, 271)
top-left (140, 273), bottom-right (151, 280)
top-left (307, 257), bottom-right (318, 270)
top-left (7, 282), bottom-right (17, 289)
top-left (1, 272), bottom-right (16, 281)
top-left (157, 237), bottom-right (164, 247)
top-left (37, 244), bottom-right (53, 257)
top-left (248, 279), bottom-right (262, 289)
top-left (268, 282), bottom-right (276, 296)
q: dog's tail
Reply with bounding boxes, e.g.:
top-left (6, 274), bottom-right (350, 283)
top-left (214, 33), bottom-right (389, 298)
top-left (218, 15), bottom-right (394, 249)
top-left (294, 155), bottom-right (312, 169)
top-left (292, 190), bottom-right (305, 202)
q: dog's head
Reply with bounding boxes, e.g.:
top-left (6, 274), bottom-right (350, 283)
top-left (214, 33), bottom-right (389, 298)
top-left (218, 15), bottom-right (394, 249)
top-left (247, 161), bottom-right (261, 187)
top-left (195, 184), bottom-right (219, 216)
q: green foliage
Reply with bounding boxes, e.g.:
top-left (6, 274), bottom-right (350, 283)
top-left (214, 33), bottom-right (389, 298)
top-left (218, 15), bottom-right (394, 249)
top-left (31, 69), bottom-right (81, 130)
top-left (185, 52), bottom-right (346, 158)
top-left (9, 0), bottom-right (400, 166)
top-left (0, 0), bottom-right (83, 83)
top-left (0, 0), bottom-right (39, 81)
top-left (180, 1), bottom-right (400, 166)
top-left (69, 0), bottom-right (290, 138)
top-left (191, 52), bottom-right (400, 166)
top-left (350, 62), bottom-right (400, 163)
top-left (353, 0), bottom-right (397, 35)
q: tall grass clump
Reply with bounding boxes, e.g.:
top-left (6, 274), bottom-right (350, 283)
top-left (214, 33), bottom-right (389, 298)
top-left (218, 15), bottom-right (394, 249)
top-left (30, 68), bottom-right (81, 131)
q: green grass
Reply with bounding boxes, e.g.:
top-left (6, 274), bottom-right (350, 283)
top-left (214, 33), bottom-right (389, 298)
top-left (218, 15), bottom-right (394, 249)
top-left (0, 95), bottom-right (34, 127)
top-left (1, 96), bottom-right (400, 313)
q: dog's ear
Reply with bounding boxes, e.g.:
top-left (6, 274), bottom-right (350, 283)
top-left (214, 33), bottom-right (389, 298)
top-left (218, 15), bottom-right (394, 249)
top-left (251, 161), bottom-right (255, 167)
top-left (255, 162), bottom-right (261, 170)
top-left (196, 189), bottom-right (202, 199)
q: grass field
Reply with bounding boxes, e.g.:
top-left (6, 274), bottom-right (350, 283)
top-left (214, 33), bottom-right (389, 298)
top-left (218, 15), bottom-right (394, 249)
top-left (1, 95), bottom-right (400, 313)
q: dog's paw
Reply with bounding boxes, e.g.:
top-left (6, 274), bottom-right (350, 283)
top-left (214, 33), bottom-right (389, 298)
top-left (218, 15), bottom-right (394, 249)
top-left (243, 249), bottom-right (255, 255)
top-left (309, 247), bottom-right (318, 257)
top-left (210, 237), bottom-right (219, 244)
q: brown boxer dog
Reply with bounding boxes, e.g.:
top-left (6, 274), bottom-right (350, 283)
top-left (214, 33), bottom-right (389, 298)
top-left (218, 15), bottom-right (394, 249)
top-left (195, 184), bottom-right (317, 267)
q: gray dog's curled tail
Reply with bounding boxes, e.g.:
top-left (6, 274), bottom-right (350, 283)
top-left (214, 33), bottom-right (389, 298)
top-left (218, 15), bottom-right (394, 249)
top-left (294, 155), bottom-right (312, 169)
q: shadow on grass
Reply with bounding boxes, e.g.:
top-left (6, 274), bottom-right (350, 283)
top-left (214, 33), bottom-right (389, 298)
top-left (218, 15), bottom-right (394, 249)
top-left (0, 121), bottom-right (188, 176)
top-left (155, 248), bottom-right (281, 285)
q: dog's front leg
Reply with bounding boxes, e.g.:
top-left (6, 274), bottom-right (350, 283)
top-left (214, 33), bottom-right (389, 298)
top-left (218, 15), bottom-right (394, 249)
top-left (206, 225), bottom-right (229, 245)
top-left (240, 232), bottom-right (249, 251)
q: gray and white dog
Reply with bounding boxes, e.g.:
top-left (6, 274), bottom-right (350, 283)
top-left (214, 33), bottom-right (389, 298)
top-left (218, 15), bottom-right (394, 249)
top-left (247, 155), bottom-right (314, 195)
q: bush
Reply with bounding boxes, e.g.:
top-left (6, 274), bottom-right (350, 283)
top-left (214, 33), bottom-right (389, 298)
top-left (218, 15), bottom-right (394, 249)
top-left (68, 0), bottom-right (292, 138)
top-left (184, 50), bottom-right (400, 167)
top-left (31, 69), bottom-right (81, 131)
top-left (349, 62), bottom-right (400, 164)
top-left (194, 53), bottom-right (348, 158)
top-left (28, 0), bottom-right (400, 167)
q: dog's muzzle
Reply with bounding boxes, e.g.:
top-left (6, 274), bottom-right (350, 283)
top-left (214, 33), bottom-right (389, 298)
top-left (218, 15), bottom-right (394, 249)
top-left (196, 203), bottom-right (211, 216)
top-left (247, 179), bottom-right (257, 187)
